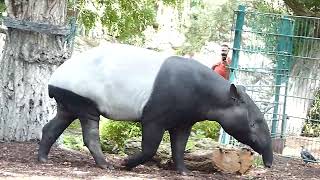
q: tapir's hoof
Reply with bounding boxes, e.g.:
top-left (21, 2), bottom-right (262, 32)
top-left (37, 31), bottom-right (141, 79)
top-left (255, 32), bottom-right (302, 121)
top-left (177, 168), bottom-right (191, 176)
top-left (37, 156), bottom-right (48, 163)
top-left (98, 163), bottom-right (114, 170)
top-left (121, 159), bottom-right (134, 171)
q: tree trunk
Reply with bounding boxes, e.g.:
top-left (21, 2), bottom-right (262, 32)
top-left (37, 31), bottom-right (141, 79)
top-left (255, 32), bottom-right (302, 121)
top-left (285, 45), bottom-right (320, 135)
top-left (0, 0), bottom-right (70, 141)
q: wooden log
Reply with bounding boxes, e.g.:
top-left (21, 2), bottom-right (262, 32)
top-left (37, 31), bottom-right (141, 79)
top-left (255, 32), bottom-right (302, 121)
top-left (211, 147), bottom-right (254, 174)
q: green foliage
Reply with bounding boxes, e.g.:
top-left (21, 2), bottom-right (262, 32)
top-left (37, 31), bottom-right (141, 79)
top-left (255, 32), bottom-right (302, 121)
top-left (162, 131), bottom-right (171, 143)
top-left (62, 118), bottom-right (142, 154)
top-left (0, 0), bottom-right (5, 17)
top-left (99, 0), bottom-right (156, 42)
top-left (163, 0), bottom-right (183, 6)
top-left (62, 119), bottom-right (83, 151)
top-left (80, 9), bottom-right (99, 34)
top-left (248, 0), bottom-right (287, 13)
top-left (191, 121), bottom-right (221, 140)
top-left (177, 0), bottom-right (305, 57)
top-left (245, 1), bottom-right (288, 52)
top-left (253, 155), bottom-right (264, 167)
top-left (309, 91), bottom-right (320, 120)
top-left (302, 89), bottom-right (320, 137)
top-left (301, 123), bottom-right (320, 137)
top-left (301, 0), bottom-right (320, 12)
top-left (185, 133), bottom-right (207, 152)
top-left (248, 1), bottom-right (319, 60)
top-left (62, 117), bottom-right (220, 154)
top-left (177, 0), bottom-right (239, 55)
top-left (283, 0), bottom-right (320, 16)
top-left (185, 138), bottom-right (197, 151)
top-left (63, 134), bottom-right (84, 151)
top-left (99, 119), bottom-right (142, 153)
top-left (68, 119), bottom-right (81, 130)
top-left (67, 0), bottom-right (181, 44)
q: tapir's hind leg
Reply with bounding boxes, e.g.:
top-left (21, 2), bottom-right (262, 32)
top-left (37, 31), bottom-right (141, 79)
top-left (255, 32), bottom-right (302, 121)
top-left (169, 126), bottom-right (192, 175)
top-left (79, 117), bottom-right (114, 169)
top-left (38, 105), bottom-right (76, 162)
top-left (124, 122), bottom-right (165, 169)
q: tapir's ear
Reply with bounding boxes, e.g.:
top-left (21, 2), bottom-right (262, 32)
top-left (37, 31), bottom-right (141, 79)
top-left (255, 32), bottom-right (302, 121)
top-left (230, 84), bottom-right (240, 100)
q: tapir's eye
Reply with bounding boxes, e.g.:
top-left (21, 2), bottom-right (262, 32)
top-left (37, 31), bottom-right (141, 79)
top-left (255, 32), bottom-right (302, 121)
top-left (250, 123), bottom-right (255, 128)
top-left (231, 97), bottom-right (243, 104)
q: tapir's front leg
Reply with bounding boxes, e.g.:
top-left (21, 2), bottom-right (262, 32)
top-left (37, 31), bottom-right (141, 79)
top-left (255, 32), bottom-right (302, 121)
top-left (124, 122), bottom-right (165, 169)
top-left (79, 117), bottom-right (114, 170)
top-left (169, 126), bottom-right (192, 175)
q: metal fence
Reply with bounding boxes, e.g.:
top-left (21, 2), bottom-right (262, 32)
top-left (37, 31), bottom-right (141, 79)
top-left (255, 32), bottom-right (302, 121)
top-left (219, 5), bottom-right (320, 161)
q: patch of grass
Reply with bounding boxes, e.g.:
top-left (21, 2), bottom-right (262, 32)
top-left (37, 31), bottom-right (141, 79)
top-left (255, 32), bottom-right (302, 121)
top-left (253, 156), bottom-right (264, 167)
top-left (68, 119), bottom-right (81, 130)
top-left (62, 117), bottom-right (221, 155)
top-left (62, 134), bottom-right (84, 151)
top-left (99, 118), bottom-right (142, 153)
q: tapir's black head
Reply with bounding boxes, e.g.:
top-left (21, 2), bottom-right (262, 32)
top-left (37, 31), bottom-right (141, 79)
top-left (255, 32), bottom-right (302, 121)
top-left (217, 84), bottom-right (273, 168)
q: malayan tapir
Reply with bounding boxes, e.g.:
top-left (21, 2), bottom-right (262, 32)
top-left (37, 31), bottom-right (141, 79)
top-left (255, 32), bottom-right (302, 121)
top-left (38, 42), bottom-right (273, 174)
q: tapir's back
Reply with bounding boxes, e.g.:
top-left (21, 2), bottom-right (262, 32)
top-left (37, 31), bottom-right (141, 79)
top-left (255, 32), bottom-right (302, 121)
top-left (49, 43), bottom-right (171, 120)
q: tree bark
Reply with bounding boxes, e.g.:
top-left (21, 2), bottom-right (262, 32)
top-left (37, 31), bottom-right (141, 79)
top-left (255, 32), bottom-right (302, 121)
top-left (0, 0), bottom-right (70, 141)
top-left (285, 44), bottom-right (320, 135)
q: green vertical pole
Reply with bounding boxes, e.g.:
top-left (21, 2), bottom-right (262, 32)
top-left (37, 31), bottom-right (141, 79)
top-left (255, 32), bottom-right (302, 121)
top-left (272, 17), bottom-right (293, 138)
top-left (229, 5), bottom-right (245, 81)
top-left (219, 5), bottom-right (245, 145)
top-left (280, 17), bottom-right (293, 138)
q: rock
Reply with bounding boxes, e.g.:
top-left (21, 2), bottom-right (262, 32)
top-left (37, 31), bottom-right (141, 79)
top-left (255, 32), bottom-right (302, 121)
top-left (124, 137), bottom-right (142, 156)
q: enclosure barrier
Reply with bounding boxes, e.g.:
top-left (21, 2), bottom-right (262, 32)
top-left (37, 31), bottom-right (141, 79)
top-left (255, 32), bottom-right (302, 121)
top-left (219, 5), bottom-right (320, 161)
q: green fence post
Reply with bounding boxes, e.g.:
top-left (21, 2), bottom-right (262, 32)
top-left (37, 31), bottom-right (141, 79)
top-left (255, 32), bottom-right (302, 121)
top-left (272, 17), bottom-right (294, 138)
top-left (281, 17), bottom-right (293, 138)
top-left (219, 5), bottom-right (245, 145)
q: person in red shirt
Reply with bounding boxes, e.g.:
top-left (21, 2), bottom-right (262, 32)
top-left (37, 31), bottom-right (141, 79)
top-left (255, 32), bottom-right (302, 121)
top-left (212, 44), bottom-right (232, 80)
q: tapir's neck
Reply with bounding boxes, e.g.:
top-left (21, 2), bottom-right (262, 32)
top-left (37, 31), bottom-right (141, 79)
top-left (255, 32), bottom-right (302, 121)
top-left (206, 107), bottom-right (230, 123)
top-left (205, 105), bottom-right (247, 127)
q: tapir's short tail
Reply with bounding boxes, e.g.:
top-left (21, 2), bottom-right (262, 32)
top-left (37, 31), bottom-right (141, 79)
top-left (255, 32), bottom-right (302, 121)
top-left (48, 85), bottom-right (55, 98)
top-left (48, 85), bottom-right (67, 101)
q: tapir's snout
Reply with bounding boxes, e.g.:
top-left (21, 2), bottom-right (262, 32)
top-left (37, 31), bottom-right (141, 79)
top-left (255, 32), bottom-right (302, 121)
top-left (263, 155), bottom-right (273, 168)
top-left (249, 141), bottom-right (273, 168)
top-left (248, 122), bottom-right (273, 168)
top-left (262, 143), bottom-right (273, 168)
top-left (264, 161), bottom-right (272, 168)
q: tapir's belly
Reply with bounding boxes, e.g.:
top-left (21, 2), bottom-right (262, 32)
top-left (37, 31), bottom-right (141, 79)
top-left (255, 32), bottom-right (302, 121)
top-left (49, 44), bottom-right (170, 120)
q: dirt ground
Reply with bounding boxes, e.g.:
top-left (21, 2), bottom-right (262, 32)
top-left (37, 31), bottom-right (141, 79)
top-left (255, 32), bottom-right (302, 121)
top-left (0, 142), bottom-right (320, 180)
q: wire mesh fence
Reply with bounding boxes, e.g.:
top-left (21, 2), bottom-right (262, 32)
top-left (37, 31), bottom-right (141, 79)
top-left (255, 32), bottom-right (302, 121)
top-left (221, 5), bottom-right (320, 161)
